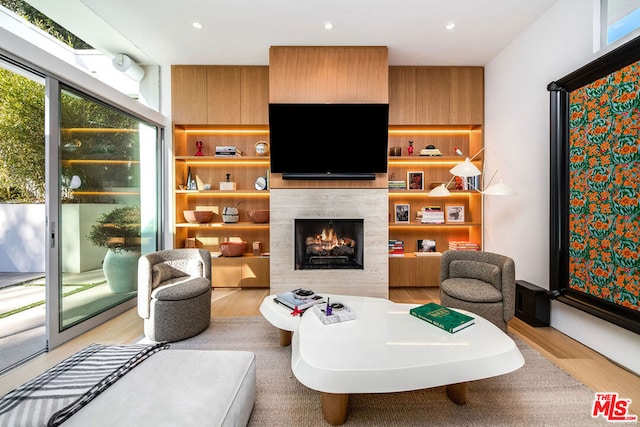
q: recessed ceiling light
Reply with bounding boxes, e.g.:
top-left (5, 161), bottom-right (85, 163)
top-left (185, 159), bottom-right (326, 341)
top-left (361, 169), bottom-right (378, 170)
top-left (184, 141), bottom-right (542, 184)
top-left (324, 21), bottom-right (334, 30)
top-left (445, 22), bottom-right (456, 30)
top-left (192, 22), bottom-right (203, 29)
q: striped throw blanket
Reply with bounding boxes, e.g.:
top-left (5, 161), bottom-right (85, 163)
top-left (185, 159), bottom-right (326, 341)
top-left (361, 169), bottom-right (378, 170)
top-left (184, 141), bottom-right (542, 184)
top-left (0, 342), bottom-right (169, 426)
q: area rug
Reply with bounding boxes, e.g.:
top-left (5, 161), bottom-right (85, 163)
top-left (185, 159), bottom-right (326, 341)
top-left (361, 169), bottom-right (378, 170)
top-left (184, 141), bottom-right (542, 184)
top-left (167, 316), bottom-right (610, 426)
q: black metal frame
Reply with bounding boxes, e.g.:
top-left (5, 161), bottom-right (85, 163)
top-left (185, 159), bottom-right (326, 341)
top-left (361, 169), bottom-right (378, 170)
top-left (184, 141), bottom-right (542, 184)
top-left (547, 35), bottom-right (640, 335)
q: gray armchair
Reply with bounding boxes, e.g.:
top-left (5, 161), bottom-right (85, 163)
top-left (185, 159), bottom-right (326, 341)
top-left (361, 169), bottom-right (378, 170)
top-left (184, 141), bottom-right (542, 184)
top-left (138, 248), bottom-right (212, 342)
top-left (439, 250), bottom-right (515, 333)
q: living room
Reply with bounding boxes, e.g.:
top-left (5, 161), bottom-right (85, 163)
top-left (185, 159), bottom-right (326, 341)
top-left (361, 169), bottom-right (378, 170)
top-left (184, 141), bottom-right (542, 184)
top-left (0, 0), bottom-right (639, 424)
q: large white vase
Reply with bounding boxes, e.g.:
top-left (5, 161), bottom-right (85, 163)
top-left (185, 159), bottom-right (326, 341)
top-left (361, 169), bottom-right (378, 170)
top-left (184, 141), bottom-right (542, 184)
top-left (103, 248), bottom-right (140, 293)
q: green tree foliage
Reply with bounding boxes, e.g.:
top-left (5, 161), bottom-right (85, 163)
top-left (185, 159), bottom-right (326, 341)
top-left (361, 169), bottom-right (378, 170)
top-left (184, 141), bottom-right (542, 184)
top-left (0, 68), bottom-right (45, 202)
top-left (0, 0), bottom-right (93, 49)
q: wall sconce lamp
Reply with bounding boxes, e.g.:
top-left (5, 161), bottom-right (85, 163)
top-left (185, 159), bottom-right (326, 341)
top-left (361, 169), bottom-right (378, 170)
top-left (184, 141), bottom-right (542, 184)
top-left (112, 53), bottom-right (145, 82)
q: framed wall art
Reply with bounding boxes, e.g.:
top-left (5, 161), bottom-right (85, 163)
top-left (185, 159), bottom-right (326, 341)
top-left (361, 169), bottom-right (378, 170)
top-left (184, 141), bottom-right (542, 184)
top-left (394, 203), bottom-right (410, 223)
top-left (548, 34), bottom-right (640, 334)
top-left (445, 205), bottom-right (465, 223)
top-left (407, 171), bottom-right (424, 190)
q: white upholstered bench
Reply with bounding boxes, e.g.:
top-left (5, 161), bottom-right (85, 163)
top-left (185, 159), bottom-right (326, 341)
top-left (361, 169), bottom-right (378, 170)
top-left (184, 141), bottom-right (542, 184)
top-left (62, 349), bottom-right (256, 427)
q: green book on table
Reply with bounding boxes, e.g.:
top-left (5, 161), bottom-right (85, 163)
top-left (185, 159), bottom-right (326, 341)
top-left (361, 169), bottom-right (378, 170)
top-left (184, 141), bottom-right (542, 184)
top-left (409, 302), bottom-right (474, 333)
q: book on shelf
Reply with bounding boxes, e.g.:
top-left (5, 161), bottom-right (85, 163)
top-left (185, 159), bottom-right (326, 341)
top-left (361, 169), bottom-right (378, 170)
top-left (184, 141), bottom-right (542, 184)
top-left (448, 241), bottom-right (480, 251)
top-left (389, 239), bottom-right (404, 256)
top-left (414, 251), bottom-right (442, 257)
top-left (409, 302), bottom-right (475, 333)
top-left (312, 301), bottom-right (356, 325)
top-left (388, 180), bottom-right (407, 190)
top-left (421, 211), bottom-right (445, 224)
top-left (273, 289), bottom-right (325, 311)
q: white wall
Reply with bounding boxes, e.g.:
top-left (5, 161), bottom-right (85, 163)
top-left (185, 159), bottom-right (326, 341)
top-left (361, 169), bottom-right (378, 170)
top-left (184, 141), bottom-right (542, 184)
top-left (484, 0), bottom-right (640, 374)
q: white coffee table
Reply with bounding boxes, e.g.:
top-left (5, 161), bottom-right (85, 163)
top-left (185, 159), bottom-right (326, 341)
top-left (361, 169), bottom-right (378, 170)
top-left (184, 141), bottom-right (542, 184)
top-left (259, 293), bottom-right (380, 346)
top-left (282, 294), bottom-right (524, 425)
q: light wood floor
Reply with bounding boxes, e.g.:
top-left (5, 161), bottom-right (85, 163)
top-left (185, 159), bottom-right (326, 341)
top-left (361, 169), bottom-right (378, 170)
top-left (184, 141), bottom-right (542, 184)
top-left (1, 288), bottom-right (638, 417)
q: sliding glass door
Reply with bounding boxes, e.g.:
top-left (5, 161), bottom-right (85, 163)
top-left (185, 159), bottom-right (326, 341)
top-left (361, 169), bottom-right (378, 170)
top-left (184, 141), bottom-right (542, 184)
top-left (46, 81), bottom-right (161, 348)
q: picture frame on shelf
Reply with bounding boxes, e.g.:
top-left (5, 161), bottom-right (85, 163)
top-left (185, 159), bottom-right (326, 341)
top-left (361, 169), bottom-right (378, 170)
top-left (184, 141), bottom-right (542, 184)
top-left (407, 171), bottom-right (424, 190)
top-left (416, 239), bottom-right (436, 252)
top-left (445, 205), bottom-right (465, 223)
top-left (394, 203), bottom-right (410, 223)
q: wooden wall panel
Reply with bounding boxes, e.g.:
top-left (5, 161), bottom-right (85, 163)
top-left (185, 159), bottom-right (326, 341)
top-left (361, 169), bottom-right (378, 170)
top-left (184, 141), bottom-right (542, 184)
top-left (416, 67), bottom-right (451, 124)
top-left (389, 67), bottom-right (416, 124)
top-left (450, 67), bottom-right (484, 125)
top-left (207, 66), bottom-right (241, 124)
top-left (269, 46), bottom-right (389, 103)
top-left (241, 66), bottom-right (269, 124)
top-left (171, 66), bottom-right (208, 124)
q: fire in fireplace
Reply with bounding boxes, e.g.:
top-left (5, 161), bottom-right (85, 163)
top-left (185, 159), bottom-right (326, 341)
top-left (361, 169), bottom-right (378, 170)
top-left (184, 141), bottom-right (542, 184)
top-left (294, 219), bottom-right (364, 270)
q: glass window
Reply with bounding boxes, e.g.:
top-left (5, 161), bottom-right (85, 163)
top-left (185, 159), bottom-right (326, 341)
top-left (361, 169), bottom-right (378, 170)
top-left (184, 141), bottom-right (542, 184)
top-left (602, 0), bottom-right (640, 46)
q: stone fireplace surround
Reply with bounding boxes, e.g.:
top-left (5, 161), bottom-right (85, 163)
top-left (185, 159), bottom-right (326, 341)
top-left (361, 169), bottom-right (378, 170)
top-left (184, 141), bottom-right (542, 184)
top-left (270, 188), bottom-right (389, 298)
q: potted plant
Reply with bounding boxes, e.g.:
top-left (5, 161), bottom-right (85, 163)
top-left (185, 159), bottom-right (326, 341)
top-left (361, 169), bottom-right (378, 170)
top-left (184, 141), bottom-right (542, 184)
top-left (87, 205), bottom-right (141, 293)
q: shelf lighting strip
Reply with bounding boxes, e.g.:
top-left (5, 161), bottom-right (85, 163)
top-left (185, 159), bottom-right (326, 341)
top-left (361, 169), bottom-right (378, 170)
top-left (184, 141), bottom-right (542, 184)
top-left (184, 129), bottom-right (269, 135)
top-left (388, 129), bottom-right (475, 135)
top-left (181, 160), bottom-right (270, 166)
top-left (62, 128), bottom-right (139, 133)
top-left (62, 160), bottom-right (139, 165)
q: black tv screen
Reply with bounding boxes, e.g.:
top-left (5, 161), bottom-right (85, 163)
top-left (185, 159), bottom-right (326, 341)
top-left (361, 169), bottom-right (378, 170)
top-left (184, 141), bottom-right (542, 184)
top-left (269, 103), bottom-right (389, 180)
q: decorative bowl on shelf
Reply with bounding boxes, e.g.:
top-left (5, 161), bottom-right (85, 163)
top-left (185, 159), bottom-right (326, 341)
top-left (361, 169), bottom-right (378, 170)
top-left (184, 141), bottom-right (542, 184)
top-left (183, 210), bottom-right (214, 224)
top-left (247, 209), bottom-right (269, 223)
top-left (220, 241), bottom-right (247, 257)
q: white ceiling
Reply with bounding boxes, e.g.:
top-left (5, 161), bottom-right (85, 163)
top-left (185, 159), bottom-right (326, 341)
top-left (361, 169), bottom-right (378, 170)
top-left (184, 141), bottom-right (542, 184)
top-left (27, 0), bottom-right (559, 67)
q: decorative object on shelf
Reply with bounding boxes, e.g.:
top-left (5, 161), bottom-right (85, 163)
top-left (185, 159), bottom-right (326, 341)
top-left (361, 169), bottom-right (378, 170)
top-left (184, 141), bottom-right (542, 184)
top-left (87, 205), bottom-right (141, 293)
top-left (219, 173), bottom-right (237, 191)
top-left (454, 147), bottom-right (464, 156)
top-left (420, 145), bottom-right (442, 156)
top-left (195, 140), bottom-right (204, 156)
top-left (219, 240), bottom-right (247, 257)
top-left (445, 205), bottom-right (465, 223)
top-left (389, 146), bottom-right (401, 156)
top-left (407, 140), bottom-right (414, 156)
top-left (394, 204), bottom-right (410, 223)
top-left (186, 166), bottom-right (196, 190)
top-left (255, 140), bottom-right (269, 156)
top-left (247, 209), bottom-right (269, 223)
top-left (183, 210), bottom-right (214, 224)
top-left (407, 171), bottom-right (424, 190)
top-left (222, 205), bottom-right (240, 223)
top-left (254, 176), bottom-right (267, 190)
top-left (252, 241), bottom-right (263, 256)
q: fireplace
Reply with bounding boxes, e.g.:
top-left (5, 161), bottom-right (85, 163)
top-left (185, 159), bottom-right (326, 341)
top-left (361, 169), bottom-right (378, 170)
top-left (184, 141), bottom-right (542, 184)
top-left (295, 219), bottom-right (364, 270)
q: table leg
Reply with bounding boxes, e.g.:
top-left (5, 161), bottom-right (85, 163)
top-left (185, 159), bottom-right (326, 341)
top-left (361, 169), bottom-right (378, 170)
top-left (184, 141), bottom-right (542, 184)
top-left (278, 329), bottom-right (292, 346)
top-left (320, 392), bottom-right (349, 425)
top-left (446, 382), bottom-right (467, 405)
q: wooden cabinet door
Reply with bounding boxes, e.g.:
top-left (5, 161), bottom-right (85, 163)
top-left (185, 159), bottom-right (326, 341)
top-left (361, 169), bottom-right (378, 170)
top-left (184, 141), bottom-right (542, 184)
top-left (171, 66), bottom-right (208, 124)
top-left (240, 66), bottom-right (269, 124)
top-left (415, 67), bottom-right (451, 124)
top-left (388, 67), bottom-right (416, 125)
top-left (450, 67), bottom-right (484, 125)
top-left (207, 66), bottom-right (241, 124)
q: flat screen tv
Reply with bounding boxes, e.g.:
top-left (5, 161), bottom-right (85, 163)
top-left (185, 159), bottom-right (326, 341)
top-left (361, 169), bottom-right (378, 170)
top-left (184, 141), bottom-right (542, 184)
top-left (268, 103), bottom-right (389, 180)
